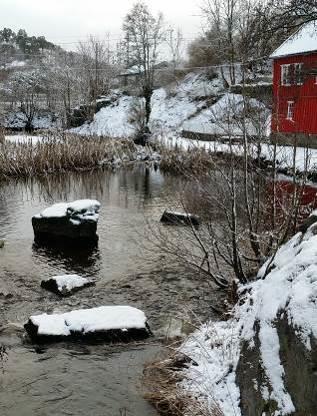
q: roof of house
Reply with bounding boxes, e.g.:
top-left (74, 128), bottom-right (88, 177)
top-left (270, 21), bottom-right (317, 59)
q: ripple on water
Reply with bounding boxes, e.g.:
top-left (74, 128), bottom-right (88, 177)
top-left (0, 167), bottom-right (183, 416)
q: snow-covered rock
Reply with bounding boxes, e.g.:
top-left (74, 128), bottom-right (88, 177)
top-left (160, 210), bottom-right (200, 226)
top-left (24, 305), bottom-right (151, 342)
top-left (32, 199), bottom-right (100, 244)
top-left (178, 214), bottom-right (317, 415)
top-left (41, 274), bottom-right (95, 296)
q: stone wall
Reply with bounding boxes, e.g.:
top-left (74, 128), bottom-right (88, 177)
top-left (271, 132), bottom-right (317, 149)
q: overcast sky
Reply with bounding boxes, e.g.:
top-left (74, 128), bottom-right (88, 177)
top-left (1, 0), bottom-right (203, 49)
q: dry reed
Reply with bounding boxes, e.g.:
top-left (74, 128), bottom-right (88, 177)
top-left (143, 350), bottom-right (223, 416)
top-left (0, 133), bottom-right (140, 178)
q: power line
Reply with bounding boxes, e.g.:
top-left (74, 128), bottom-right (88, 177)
top-left (0, 54), bottom-right (271, 73)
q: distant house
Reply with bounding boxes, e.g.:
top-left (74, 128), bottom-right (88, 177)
top-left (271, 21), bottom-right (317, 147)
top-left (117, 61), bottom-right (169, 88)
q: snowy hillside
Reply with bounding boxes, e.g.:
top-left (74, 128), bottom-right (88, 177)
top-left (72, 72), bottom-right (271, 140)
top-left (71, 73), bottom-right (230, 138)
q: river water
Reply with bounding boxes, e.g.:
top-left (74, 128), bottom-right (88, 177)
top-left (0, 166), bottom-right (219, 416)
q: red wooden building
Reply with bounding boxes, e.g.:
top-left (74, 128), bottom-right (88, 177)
top-left (271, 22), bottom-right (317, 146)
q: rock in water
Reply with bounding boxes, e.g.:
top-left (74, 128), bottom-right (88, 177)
top-left (32, 199), bottom-right (100, 245)
top-left (24, 306), bottom-right (151, 343)
top-left (0, 240), bottom-right (4, 248)
top-left (160, 210), bottom-right (200, 226)
top-left (41, 275), bottom-right (95, 296)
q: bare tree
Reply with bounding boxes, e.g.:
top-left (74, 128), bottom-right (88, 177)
top-left (166, 27), bottom-right (184, 73)
top-left (122, 2), bottom-right (165, 133)
top-left (43, 51), bottom-right (82, 128)
top-left (151, 88), bottom-right (309, 288)
top-left (7, 70), bottom-right (45, 131)
top-left (201, 0), bottom-right (239, 85)
top-left (77, 35), bottom-right (115, 106)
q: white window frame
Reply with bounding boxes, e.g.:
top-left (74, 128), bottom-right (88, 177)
top-left (286, 101), bottom-right (295, 121)
top-left (281, 64), bottom-right (291, 86)
top-left (294, 62), bottom-right (304, 85)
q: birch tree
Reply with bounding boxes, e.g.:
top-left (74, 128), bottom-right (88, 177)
top-left (122, 2), bottom-right (164, 130)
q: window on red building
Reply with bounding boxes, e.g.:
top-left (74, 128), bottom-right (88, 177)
top-left (281, 63), bottom-right (303, 86)
top-left (281, 64), bottom-right (291, 85)
top-left (294, 63), bottom-right (304, 85)
top-left (286, 101), bottom-right (295, 120)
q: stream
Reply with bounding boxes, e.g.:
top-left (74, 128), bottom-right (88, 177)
top-left (0, 166), bottom-right (220, 416)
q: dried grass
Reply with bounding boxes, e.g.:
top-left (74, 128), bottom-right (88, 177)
top-left (159, 146), bottom-right (234, 176)
top-left (143, 349), bottom-right (224, 416)
top-left (0, 133), bottom-right (138, 178)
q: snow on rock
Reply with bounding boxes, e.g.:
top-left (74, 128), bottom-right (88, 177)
top-left (160, 210), bottom-right (200, 226)
top-left (71, 95), bottom-right (136, 137)
top-left (180, 216), bottom-right (317, 415)
top-left (24, 305), bottom-right (151, 342)
top-left (32, 199), bottom-right (101, 243)
top-left (41, 274), bottom-right (95, 296)
top-left (36, 199), bottom-right (100, 221)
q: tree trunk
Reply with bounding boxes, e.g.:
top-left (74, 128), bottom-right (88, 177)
top-left (143, 86), bottom-right (152, 127)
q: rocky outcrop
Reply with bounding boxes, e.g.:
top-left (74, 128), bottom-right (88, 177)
top-left (237, 318), bottom-right (317, 416)
top-left (177, 213), bottom-right (317, 416)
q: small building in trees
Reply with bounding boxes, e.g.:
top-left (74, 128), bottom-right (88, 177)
top-left (117, 62), bottom-right (169, 89)
top-left (271, 21), bottom-right (317, 147)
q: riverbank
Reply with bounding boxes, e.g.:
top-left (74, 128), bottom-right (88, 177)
top-left (2, 132), bottom-right (317, 183)
top-left (145, 214), bottom-right (317, 415)
top-left (0, 133), bottom-right (161, 178)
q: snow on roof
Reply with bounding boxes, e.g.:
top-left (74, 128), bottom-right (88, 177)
top-left (271, 21), bottom-right (317, 58)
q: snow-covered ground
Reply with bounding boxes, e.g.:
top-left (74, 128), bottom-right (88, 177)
top-left (4, 111), bottom-right (60, 130)
top-left (180, 215), bottom-right (317, 415)
top-left (159, 135), bottom-right (317, 173)
top-left (71, 95), bottom-right (136, 137)
top-left (72, 72), bottom-right (228, 138)
top-left (28, 305), bottom-right (148, 337)
top-left (182, 93), bottom-right (271, 137)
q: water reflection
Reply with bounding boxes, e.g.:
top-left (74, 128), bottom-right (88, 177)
top-left (32, 242), bottom-right (102, 277)
top-left (0, 166), bottom-right (171, 281)
top-left (0, 167), bottom-right (200, 416)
